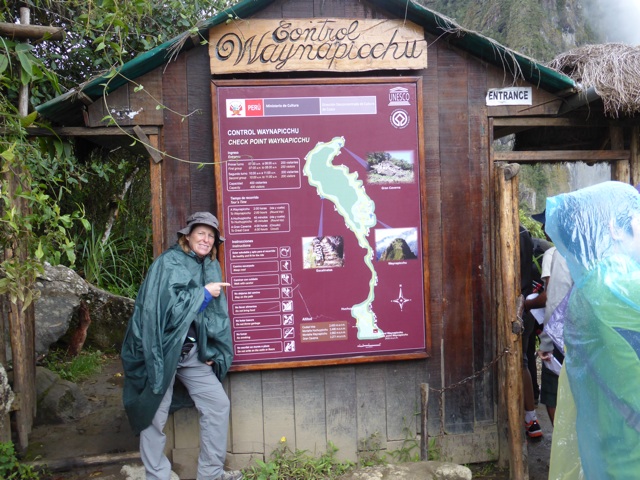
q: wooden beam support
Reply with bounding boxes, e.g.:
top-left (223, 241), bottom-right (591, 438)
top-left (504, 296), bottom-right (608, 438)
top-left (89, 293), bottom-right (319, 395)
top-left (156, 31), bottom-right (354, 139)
top-left (22, 126), bottom-right (160, 137)
top-left (494, 150), bottom-right (629, 163)
top-left (631, 126), bottom-right (640, 187)
top-left (149, 134), bottom-right (165, 258)
top-left (28, 451), bottom-right (141, 473)
top-left (0, 22), bottom-right (64, 41)
top-left (133, 125), bottom-right (163, 163)
top-left (610, 126), bottom-right (630, 183)
top-left (492, 117), bottom-right (609, 128)
top-left (494, 162), bottom-right (526, 479)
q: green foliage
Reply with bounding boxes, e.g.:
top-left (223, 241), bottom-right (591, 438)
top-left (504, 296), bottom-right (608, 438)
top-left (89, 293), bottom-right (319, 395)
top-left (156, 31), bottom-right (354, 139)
top-left (387, 422), bottom-right (421, 463)
top-left (0, 128), bottom-right (89, 310)
top-left (1, 0), bottom-right (231, 307)
top-left (0, 441), bottom-right (41, 479)
top-left (242, 439), bottom-right (355, 480)
top-left (520, 209), bottom-right (545, 240)
top-left (426, 437), bottom-right (441, 461)
top-left (357, 432), bottom-right (386, 467)
top-left (366, 151), bottom-right (390, 166)
top-left (76, 226), bottom-right (151, 298)
top-left (2, 0), bottom-right (229, 94)
top-left (42, 349), bottom-right (105, 383)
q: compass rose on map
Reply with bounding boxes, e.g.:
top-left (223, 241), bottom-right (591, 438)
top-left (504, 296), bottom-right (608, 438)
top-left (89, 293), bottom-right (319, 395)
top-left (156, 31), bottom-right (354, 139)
top-left (391, 284), bottom-right (411, 311)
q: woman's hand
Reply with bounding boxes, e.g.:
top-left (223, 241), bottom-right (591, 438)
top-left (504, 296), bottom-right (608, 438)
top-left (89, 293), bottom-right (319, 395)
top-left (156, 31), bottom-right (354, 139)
top-left (205, 282), bottom-right (230, 298)
top-left (537, 350), bottom-right (552, 361)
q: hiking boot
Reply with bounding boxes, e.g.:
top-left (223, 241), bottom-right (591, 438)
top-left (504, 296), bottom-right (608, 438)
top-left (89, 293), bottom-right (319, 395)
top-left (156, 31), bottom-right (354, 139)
top-left (215, 470), bottom-right (243, 480)
top-left (525, 419), bottom-right (543, 438)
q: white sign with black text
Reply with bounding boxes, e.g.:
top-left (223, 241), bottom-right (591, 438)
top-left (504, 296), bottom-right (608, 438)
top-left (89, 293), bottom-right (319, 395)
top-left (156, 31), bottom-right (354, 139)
top-left (486, 87), bottom-right (532, 106)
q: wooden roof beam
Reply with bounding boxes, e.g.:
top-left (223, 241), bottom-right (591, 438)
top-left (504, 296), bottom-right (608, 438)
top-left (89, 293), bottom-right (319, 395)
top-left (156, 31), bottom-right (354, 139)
top-left (0, 22), bottom-right (64, 41)
top-left (492, 117), bottom-right (609, 128)
top-left (494, 150), bottom-right (629, 163)
top-left (22, 126), bottom-right (159, 137)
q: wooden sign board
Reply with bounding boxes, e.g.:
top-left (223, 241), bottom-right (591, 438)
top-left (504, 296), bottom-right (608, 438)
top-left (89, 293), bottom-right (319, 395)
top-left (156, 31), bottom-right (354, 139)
top-left (209, 19), bottom-right (427, 74)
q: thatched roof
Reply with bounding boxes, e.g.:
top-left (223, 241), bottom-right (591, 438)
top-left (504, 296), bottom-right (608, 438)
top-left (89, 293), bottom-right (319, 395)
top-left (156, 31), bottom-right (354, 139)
top-left (548, 43), bottom-right (640, 118)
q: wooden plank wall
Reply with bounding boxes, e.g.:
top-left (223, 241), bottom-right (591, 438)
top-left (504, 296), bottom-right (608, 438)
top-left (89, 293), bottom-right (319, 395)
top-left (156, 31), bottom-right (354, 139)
top-left (161, 47), bottom-right (217, 249)
top-left (153, 0), bottom-right (498, 472)
top-left (438, 41), bottom-right (475, 435)
top-left (469, 55), bottom-right (495, 426)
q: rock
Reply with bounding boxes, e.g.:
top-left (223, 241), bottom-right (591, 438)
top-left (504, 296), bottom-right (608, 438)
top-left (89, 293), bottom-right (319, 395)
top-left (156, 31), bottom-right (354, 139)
top-left (337, 461), bottom-right (472, 480)
top-left (82, 284), bottom-right (134, 351)
top-left (0, 362), bottom-right (14, 422)
top-left (34, 263), bottom-right (134, 356)
top-left (121, 464), bottom-right (179, 479)
top-left (34, 263), bottom-right (89, 355)
top-left (34, 366), bottom-right (91, 425)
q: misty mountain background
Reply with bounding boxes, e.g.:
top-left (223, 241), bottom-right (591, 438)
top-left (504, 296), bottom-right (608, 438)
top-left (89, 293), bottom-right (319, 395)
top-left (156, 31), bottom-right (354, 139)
top-left (421, 0), bottom-right (640, 213)
top-left (422, 0), bottom-right (640, 62)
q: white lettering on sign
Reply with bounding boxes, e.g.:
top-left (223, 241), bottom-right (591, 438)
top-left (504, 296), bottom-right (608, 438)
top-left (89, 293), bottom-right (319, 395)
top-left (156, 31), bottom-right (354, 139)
top-left (486, 87), bottom-right (533, 106)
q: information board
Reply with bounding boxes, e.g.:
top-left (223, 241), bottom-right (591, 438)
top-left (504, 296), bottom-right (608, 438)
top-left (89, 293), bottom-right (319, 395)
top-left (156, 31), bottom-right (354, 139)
top-left (214, 79), bottom-right (428, 368)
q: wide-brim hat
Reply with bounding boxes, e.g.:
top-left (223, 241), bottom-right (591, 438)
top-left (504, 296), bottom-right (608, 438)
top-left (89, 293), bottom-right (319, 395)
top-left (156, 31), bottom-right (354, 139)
top-left (531, 209), bottom-right (546, 225)
top-left (177, 211), bottom-right (225, 242)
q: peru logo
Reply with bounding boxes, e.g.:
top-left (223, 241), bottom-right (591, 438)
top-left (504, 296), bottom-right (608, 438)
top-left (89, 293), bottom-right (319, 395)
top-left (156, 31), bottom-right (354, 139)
top-left (227, 99), bottom-right (245, 117)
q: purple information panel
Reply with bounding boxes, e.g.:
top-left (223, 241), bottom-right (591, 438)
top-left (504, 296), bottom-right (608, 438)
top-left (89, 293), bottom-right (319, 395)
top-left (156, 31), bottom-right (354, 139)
top-left (214, 80), bottom-right (427, 367)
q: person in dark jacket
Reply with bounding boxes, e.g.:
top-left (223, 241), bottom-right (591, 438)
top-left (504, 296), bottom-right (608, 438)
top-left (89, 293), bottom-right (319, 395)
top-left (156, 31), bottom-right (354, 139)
top-left (121, 212), bottom-right (242, 480)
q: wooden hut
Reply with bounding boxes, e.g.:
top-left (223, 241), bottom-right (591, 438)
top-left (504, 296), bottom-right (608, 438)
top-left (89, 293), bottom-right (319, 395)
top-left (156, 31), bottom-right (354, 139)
top-left (33, 1), bottom-right (640, 478)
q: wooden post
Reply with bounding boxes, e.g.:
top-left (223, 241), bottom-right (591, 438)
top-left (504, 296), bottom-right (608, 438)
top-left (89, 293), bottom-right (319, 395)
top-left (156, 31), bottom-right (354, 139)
top-left (611, 126), bottom-right (630, 183)
top-left (149, 134), bottom-right (165, 257)
top-left (2, 4), bottom-right (64, 450)
top-left (0, 295), bottom-right (10, 442)
top-left (494, 163), bottom-right (527, 479)
top-left (630, 126), bottom-right (640, 187)
top-left (1, 6), bottom-right (36, 452)
top-left (420, 383), bottom-right (429, 461)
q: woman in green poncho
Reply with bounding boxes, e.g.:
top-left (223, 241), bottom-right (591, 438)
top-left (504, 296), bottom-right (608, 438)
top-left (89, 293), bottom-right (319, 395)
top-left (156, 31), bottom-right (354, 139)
top-left (121, 212), bottom-right (242, 480)
top-left (545, 182), bottom-right (640, 479)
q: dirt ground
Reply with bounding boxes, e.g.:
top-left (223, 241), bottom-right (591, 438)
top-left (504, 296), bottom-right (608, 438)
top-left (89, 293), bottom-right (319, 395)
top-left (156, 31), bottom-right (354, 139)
top-left (25, 355), bottom-right (554, 479)
top-left (26, 355), bottom-right (140, 480)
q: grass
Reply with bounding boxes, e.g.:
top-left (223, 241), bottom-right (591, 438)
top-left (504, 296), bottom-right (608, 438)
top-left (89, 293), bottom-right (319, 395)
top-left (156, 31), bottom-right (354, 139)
top-left (76, 227), bottom-right (151, 298)
top-left (242, 439), bottom-right (355, 480)
top-left (41, 349), bottom-right (107, 383)
top-left (243, 427), bottom-right (432, 479)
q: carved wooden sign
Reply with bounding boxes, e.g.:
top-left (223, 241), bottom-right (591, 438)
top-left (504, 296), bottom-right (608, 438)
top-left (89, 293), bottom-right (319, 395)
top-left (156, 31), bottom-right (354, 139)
top-left (209, 19), bottom-right (427, 73)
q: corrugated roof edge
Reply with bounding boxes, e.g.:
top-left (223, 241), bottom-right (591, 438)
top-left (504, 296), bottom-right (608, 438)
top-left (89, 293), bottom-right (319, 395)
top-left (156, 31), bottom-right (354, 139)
top-left (36, 0), bottom-right (577, 121)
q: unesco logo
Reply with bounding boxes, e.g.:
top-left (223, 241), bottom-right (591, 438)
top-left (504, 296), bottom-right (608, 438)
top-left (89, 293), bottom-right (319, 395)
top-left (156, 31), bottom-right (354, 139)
top-left (388, 87), bottom-right (410, 106)
top-left (390, 109), bottom-right (410, 129)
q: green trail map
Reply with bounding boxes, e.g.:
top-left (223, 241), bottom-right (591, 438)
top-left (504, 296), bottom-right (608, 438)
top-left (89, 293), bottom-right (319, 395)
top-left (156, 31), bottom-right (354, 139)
top-left (303, 136), bottom-right (384, 340)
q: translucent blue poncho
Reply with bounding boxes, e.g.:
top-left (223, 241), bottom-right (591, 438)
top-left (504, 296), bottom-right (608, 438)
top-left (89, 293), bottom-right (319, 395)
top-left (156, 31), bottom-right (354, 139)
top-left (546, 181), bottom-right (640, 479)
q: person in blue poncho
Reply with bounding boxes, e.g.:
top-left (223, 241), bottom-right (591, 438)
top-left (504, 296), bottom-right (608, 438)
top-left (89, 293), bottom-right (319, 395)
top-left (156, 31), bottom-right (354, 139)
top-left (121, 212), bottom-right (242, 480)
top-left (545, 182), bottom-right (640, 479)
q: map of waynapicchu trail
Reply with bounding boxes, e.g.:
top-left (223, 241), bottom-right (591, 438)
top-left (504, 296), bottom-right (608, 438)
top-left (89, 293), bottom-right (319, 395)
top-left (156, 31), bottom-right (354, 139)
top-left (303, 136), bottom-right (385, 340)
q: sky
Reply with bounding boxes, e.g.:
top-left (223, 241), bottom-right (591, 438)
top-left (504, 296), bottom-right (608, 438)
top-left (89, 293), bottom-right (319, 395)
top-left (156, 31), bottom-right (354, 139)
top-left (587, 0), bottom-right (640, 45)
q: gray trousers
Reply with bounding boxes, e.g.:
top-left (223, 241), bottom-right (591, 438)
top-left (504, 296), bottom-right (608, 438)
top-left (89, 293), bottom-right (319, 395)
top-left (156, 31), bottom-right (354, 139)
top-left (140, 345), bottom-right (230, 480)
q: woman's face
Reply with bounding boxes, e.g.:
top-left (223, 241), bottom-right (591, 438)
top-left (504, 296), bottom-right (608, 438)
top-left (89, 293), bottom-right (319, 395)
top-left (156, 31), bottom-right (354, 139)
top-left (186, 225), bottom-right (216, 257)
top-left (627, 213), bottom-right (640, 262)
top-left (615, 212), bottom-right (640, 262)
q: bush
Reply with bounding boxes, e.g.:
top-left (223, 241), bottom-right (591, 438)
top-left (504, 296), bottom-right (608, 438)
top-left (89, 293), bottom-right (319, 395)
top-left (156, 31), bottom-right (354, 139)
top-left (0, 442), bottom-right (41, 479)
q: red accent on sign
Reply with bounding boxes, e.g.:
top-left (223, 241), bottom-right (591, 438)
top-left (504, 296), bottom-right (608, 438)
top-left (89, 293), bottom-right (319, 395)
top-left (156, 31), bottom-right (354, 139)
top-left (245, 99), bottom-right (264, 116)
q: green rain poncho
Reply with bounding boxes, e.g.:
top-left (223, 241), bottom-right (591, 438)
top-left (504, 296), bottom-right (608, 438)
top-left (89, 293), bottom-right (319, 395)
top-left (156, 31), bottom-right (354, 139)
top-left (546, 182), bottom-right (640, 479)
top-left (121, 244), bottom-right (233, 434)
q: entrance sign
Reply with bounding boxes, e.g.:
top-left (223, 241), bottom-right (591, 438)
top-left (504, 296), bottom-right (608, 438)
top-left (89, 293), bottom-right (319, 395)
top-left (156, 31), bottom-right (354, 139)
top-left (209, 19), bottom-right (428, 73)
top-left (213, 79), bottom-right (428, 369)
top-left (486, 87), bottom-right (532, 106)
